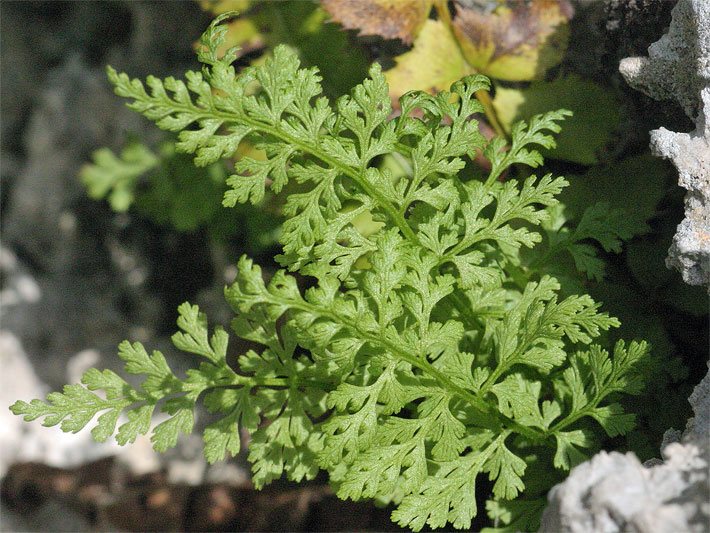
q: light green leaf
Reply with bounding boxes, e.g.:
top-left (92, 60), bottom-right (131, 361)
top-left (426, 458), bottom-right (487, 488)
top-left (553, 429), bottom-right (594, 470)
top-left (80, 143), bottom-right (159, 211)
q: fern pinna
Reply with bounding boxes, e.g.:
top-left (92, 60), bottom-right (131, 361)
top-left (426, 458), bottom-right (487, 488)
top-left (12, 15), bottom-right (648, 531)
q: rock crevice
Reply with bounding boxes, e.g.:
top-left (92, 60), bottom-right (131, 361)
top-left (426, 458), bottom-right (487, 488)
top-left (620, 0), bottom-right (710, 289)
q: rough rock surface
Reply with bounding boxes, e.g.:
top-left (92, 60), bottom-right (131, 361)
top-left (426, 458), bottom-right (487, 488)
top-left (539, 365), bottom-right (710, 532)
top-left (619, 0), bottom-right (710, 288)
top-left (653, 92), bottom-right (710, 289)
top-left (619, 0), bottom-right (707, 118)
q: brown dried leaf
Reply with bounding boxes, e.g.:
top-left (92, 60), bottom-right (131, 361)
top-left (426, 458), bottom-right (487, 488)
top-left (452, 0), bottom-right (573, 81)
top-left (321, 0), bottom-right (433, 44)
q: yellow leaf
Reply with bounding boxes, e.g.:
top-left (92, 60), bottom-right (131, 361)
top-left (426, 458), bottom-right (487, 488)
top-left (385, 19), bottom-right (472, 103)
top-left (321, 0), bottom-right (433, 44)
top-left (491, 86), bottom-right (526, 129)
top-left (199, 0), bottom-right (251, 16)
top-left (236, 140), bottom-right (266, 162)
top-left (193, 16), bottom-right (264, 62)
top-left (219, 18), bottom-right (265, 58)
top-left (452, 0), bottom-right (573, 81)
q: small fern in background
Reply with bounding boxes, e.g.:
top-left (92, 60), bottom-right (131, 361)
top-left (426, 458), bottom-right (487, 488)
top-left (12, 15), bottom-right (650, 531)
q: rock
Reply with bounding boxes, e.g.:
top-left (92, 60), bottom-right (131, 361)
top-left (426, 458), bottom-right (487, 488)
top-left (688, 362), bottom-right (710, 439)
top-left (600, 0), bottom-right (693, 156)
top-left (3, 54), bottom-right (135, 274)
top-left (0, 52), bottom-right (156, 388)
top-left (0, 2), bottom-right (210, 388)
top-left (163, 435), bottom-right (208, 486)
top-left (1, 4), bottom-right (247, 529)
top-left (0, 246), bottom-right (41, 319)
top-left (654, 90), bottom-right (710, 288)
top-left (619, 0), bottom-right (708, 119)
top-left (619, 0), bottom-right (710, 289)
top-left (1, 328), bottom-right (248, 491)
top-left (604, 0), bottom-right (676, 61)
top-left (539, 365), bottom-right (710, 532)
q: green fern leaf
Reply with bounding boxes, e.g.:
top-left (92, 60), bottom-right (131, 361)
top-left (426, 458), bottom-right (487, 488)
top-left (10, 14), bottom-right (652, 532)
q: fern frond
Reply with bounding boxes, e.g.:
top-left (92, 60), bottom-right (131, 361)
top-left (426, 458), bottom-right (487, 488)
top-left (11, 14), bottom-right (650, 532)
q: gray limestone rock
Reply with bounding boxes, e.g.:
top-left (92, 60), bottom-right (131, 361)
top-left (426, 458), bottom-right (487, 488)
top-left (653, 89), bottom-right (710, 288)
top-left (619, 0), bottom-right (710, 289)
top-left (0, 329), bottom-right (244, 489)
top-left (619, 0), bottom-right (709, 120)
top-left (0, 52), bottom-right (161, 389)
